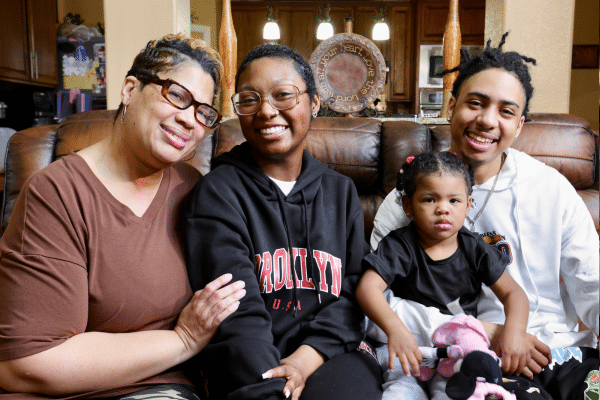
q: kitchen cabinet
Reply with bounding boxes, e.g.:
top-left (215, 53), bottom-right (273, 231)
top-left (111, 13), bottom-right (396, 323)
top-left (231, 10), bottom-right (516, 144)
top-left (232, 2), bottom-right (354, 69)
top-left (387, 5), bottom-right (412, 101)
top-left (0, 0), bottom-right (58, 87)
top-left (231, 1), bottom-right (413, 105)
top-left (229, 1), bottom-right (484, 110)
top-left (413, 0), bottom-right (484, 113)
top-left (418, 0), bottom-right (485, 45)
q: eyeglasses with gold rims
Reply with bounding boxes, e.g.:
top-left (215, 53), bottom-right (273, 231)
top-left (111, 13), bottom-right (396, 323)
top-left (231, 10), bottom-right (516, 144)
top-left (231, 84), bottom-right (308, 115)
top-left (137, 75), bottom-right (222, 128)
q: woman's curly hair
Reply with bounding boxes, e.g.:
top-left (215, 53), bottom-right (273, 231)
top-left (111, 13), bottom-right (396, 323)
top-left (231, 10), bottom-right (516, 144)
top-left (115, 33), bottom-right (223, 121)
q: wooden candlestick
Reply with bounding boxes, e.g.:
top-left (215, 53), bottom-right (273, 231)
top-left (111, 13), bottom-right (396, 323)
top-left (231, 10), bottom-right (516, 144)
top-left (343, 21), bottom-right (354, 117)
top-left (439, 0), bottom-right (461, 119)
top-left (219, 0), bottom-right (237, 118)
top-left (344, 17), bottom-right (353, 34)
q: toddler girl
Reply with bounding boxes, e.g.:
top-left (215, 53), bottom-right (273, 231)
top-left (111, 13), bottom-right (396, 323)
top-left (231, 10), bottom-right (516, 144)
top-left (356, 151), bottom-right (529, 399)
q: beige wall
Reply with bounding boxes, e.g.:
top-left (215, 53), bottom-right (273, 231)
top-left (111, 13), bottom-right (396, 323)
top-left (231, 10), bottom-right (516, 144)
top-left (569, 0), bottom-right (598, 131)
top-left (104, 0), bottom-right (191, 109)
top-left (191, 0), bottom-right (220, 50)
top-left (486, 0), bottom-right (576, 114)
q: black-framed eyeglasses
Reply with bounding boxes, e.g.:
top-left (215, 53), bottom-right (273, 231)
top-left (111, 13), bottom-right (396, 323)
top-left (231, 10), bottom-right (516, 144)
top-left (231, 84), bottom-right (308, 115)
top-left (137, 75), bottom-right (222, 128)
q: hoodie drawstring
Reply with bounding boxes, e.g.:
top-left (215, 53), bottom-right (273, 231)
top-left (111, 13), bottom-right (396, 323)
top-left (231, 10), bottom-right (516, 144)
top-left (271, 181), bottom-right (322, 318)
top-left (272, 181), bottom-right (300, 316)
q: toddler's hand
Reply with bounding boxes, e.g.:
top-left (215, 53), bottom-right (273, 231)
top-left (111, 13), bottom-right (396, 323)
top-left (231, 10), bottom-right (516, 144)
top-left (387, 326), bottom-right (422, 378)
top-left (496, 328), bottom-right (530, 376)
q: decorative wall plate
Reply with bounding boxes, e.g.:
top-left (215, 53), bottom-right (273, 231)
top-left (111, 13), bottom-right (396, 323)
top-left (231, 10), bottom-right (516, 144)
top-left (309, 33), bottom-right (386, 114)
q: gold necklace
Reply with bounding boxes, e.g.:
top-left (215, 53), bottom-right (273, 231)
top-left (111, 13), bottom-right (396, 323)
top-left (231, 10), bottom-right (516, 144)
top-left (467, 153), bottom-right (506, 232)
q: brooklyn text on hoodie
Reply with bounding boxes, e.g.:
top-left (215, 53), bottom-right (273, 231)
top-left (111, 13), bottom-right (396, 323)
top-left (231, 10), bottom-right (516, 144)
top-left (256, 247), bottom-right (342, 297)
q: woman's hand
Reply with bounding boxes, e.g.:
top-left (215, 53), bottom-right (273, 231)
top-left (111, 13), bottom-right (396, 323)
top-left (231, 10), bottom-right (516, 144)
top-left (262, 345), bottom-right (325, 399)
top-left (387, 326), bottom-right (422, 378)
top-left (174, 273), bottom-right (245, 356)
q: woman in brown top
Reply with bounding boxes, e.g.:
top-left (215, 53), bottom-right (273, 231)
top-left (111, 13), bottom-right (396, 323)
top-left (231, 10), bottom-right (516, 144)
top-left (0, 34), bottom-right (245, 399)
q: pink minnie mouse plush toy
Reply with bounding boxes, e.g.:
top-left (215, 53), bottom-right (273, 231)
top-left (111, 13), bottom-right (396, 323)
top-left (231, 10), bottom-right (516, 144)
top-left (418, 315), bottom-right (497, 381)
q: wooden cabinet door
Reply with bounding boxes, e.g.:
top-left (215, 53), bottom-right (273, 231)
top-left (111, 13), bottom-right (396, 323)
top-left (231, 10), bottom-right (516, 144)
top-left (278, 5), bottom-right (319, 62)
top-left (231, 4), bottom-right (265, 69)
top-left (27, 0), bottom-right (58, 86)
top-left (389, 5), bottom-right (412, 101)
top-left (0, 0), bottom-right (57, 87)
top-left (459, 3), bottom-right (485, 45)
top-left (418, 0), bottom-right (484, 45)
top-left (0, 0), bottom-right (31, 83)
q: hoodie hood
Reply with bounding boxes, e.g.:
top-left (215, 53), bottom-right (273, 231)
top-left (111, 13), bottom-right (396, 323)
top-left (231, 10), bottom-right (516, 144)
top-left (479, 148), bottom-right (546, 193)
top-left (212, 141), bottom-right (331, 203)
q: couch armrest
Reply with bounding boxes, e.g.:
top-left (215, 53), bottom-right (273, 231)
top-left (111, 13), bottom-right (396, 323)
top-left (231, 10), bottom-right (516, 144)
top-left (2, 125), bottom-right (60, 231)
top-left (1, 110), bottom-right (117, 233)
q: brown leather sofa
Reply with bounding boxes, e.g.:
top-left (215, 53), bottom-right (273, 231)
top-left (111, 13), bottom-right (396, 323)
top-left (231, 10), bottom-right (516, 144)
top-left (2, 110), bottom-right (598, 241)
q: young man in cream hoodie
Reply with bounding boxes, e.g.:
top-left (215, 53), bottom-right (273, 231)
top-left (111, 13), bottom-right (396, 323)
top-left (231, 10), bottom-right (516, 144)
top-left (369, 33), bottom-right (599, 400)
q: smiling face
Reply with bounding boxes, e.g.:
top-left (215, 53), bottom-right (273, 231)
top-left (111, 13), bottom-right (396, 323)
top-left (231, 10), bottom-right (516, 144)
top-left (402, 171), bottom-right (472, 248)
top-left (121, 61), bottom-right (215, 169)
top-left (235, 57), bottom-right (320, 165)
top-left (447, 68), bottom-right (526, 182)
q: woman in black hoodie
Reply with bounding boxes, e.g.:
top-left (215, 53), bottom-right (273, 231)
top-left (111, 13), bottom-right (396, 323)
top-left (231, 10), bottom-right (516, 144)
top-left (184, 44), bottom-right (382, 400)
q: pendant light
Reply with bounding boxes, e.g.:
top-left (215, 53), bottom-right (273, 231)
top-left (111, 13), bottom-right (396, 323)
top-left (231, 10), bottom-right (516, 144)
top-left (263, 3), bottom-right (280, 40)
top-left (372, 4), bottom-right (390, 41)
top-left (316, 3), bottom-right (334, 40)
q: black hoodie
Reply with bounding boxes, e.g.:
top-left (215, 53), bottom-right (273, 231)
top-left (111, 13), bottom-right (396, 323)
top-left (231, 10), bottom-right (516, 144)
top-left (184, 142), bottom-right (368, 400)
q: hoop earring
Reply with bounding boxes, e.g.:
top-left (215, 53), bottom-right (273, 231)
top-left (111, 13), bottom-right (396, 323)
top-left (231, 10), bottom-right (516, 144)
top-left (183, 148), bottom-right (196, 162)
top-left (312, 111), bottom-right (318, 118)
top-left (121, 105), bottom-right (128, 124)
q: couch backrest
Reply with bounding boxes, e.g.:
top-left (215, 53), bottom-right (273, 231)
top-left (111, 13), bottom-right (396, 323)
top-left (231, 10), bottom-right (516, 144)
top-left (3, 111), bottom-right (598, 240)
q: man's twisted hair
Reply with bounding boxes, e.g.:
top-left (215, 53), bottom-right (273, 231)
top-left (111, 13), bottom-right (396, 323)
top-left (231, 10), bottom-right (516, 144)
top-left (443, 32), bottom-right (537, 117)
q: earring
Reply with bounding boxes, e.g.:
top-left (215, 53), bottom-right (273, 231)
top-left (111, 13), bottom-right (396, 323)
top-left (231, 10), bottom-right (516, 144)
top-left (121, 105), bottom-right (128, 124)
top-left (312, 111), bottom-right (318, 118)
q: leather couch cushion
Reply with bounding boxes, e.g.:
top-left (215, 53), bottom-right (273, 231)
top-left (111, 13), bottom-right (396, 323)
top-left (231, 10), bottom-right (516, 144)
top-left (514, 114), bottom-right (596, 190)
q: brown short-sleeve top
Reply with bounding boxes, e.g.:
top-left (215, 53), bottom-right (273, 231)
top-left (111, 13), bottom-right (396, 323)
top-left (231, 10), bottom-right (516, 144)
top-left (0, 154), bottom-right (200, 398)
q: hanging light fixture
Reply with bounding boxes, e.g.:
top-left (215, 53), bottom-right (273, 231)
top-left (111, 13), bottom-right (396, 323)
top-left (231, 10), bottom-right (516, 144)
top-left (372, 4), bottom-right (390, 41)
top-left (316, 3), bottom-right (334, 40)
top-left (263, 3), bottom-right (280, 40)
